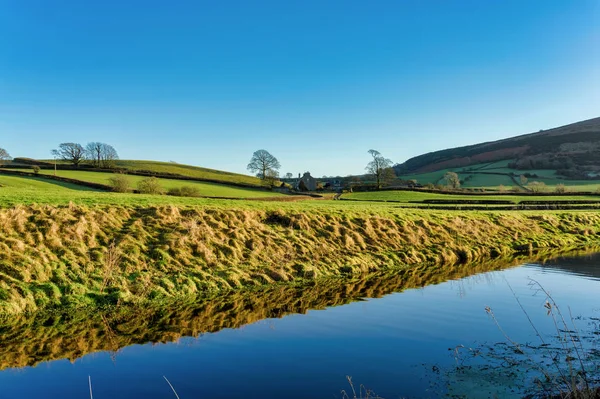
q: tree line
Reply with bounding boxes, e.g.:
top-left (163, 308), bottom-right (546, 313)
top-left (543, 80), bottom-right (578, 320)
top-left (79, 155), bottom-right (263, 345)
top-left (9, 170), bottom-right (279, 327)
top-left (0, 147), bottom-right (11, 164)
top-left (0, 143), bottom-right (120, 169)
top-left (51, 142), bottom-right (119, 168)
top-left (247, 148), bottom-right (397, 189)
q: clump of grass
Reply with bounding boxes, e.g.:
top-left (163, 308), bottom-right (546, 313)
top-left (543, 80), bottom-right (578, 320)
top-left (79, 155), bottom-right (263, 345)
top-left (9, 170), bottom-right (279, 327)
top-left (341, 376), bottom-right (383, 399)
top-left (100, 242), bottom-right (122, 293)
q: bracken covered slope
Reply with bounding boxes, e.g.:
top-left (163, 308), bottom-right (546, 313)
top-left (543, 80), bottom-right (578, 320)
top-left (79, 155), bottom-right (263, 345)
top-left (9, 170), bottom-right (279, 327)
top-left (395, 117), bottom-right (600, 178)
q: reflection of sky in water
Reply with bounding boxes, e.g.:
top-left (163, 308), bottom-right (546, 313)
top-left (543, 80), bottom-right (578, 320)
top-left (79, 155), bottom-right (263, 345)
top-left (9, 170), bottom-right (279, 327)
top-left (0, 257), bottom-right (598, 399)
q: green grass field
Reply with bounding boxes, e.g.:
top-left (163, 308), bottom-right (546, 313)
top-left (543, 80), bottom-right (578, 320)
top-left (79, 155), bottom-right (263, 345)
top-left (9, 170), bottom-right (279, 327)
top-left (0, 174), bottom-right (292, 208)
top-left (5, 169), bottom-right (285, 199)
top-left (398, 161), bottom-right (600, 191)
top-left (3, 172), bottom-right (599, 214)
top-left (41, 159), bottom-right (266, 187)
top-left (343, 190), bottom-right (600, 203)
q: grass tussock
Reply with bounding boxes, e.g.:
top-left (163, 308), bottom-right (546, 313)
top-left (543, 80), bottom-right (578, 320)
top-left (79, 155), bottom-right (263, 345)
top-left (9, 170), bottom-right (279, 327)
top-left (0, 204), bottom-right (599, 315)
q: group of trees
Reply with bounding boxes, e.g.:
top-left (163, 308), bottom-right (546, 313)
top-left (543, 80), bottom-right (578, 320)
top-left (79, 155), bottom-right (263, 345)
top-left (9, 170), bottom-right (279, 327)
top-left (52, 142), bottom-right (119, 168)
top-left (0, 147), bottom-right (11, 164)
top-left (85, 142), bottom-right (119, 168)
top-left (247, 148), bottom-right (398, 190)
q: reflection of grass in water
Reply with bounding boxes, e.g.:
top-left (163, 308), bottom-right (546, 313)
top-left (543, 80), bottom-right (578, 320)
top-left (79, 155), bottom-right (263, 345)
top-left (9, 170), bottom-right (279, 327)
top-left (444, 281), bottom-right (600, 399)
top-left (0, 253), bottom-right (573, 371)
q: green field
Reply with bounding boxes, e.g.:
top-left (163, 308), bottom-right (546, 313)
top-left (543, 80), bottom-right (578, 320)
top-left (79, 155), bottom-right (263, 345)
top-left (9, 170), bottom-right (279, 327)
top-left (343, 190), bottom-right (600, 203)
top-left (3, 172), bottom-right (600, 213)
top-left (0, 174), bottom-right (291, 208)
top-left (0, 175), bottom-right (100, 193)
top-left (38, 159), bottom-right (267, 187)
top-left (4, 170), bottom-right (285, 199)
top-left (398, 160), bottom-right (600, 191)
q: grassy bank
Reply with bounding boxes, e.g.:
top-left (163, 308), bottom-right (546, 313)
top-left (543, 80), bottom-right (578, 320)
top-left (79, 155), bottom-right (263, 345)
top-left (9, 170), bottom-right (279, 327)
top-left (1, 202), bottom-right (599, 315)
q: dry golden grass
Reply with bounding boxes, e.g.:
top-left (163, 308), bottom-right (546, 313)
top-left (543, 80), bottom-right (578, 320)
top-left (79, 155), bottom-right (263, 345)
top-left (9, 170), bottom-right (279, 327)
top-left (0, 203), bottom-right (599, 315)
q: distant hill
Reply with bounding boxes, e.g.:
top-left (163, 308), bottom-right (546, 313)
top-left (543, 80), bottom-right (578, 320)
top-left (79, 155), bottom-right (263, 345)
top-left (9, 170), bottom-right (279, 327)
top-left (7, 159), bottom-right (267, 188)
top-left (395, 117), bottom-right (600, 179)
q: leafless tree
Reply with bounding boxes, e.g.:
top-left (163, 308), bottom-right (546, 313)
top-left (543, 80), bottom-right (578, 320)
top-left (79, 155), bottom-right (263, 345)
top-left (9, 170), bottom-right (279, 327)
top-left (100, 144), bottom-right (119, 168)
top-left (264, 169), bottom-right (280, 187)
top-left (247, 149), bottom-right (281, 180)
top-left (444, 171), bottom-right (461, 189)
top-left (52, 143), bottom-right (86, 167)
top-left (284, 172), bottom-right (293, 179)
top-left (86, 142), bottom-right (119, 168)
top-left (365, 149), bottom-right (394, 189)
top-left (0, 148), bottom-right (11, 165)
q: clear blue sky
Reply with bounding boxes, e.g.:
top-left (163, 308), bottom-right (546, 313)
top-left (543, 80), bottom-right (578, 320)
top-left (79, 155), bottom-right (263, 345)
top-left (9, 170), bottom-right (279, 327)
top-left (1, 0), bottom-right (598, 177)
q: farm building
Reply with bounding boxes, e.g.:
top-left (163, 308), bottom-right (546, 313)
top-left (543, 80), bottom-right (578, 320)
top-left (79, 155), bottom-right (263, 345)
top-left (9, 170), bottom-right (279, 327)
top-left (295, 172), bottom-right (317, 191)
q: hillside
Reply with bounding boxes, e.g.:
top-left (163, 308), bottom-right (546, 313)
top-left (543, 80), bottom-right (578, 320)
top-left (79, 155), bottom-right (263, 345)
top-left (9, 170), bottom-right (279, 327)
top-left (395, 117), bottom-right (600, 179)
top-left (8, 159), bottom-right (267, 188)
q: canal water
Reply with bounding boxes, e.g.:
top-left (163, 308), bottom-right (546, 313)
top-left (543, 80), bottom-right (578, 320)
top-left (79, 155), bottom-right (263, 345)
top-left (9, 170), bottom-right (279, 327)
top-left (0, 253), bottom-right (598, 398)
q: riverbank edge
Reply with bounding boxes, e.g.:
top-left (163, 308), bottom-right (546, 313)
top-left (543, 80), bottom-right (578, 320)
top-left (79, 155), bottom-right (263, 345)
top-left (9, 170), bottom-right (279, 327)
top-left (0, 203), bottom-right (599, 315)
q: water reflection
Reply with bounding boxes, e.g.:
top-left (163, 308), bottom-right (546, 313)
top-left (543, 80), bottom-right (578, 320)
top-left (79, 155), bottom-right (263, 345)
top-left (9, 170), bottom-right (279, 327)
top-left (534, 252), bottom-right (600, 280)
top-left (0, 254), bottom-right (560, 372)
top-left (0, 250), bottom-right (598, 399)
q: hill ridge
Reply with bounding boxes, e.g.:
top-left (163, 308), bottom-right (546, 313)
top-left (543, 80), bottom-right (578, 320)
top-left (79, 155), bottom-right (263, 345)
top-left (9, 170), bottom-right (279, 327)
top-left (395, 116), bottom-right (600, 178)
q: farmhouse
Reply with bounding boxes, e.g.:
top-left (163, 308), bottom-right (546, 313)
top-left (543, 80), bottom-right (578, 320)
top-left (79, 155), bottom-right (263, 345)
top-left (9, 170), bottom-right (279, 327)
top-left (295, 172), bottom-right (317, 191)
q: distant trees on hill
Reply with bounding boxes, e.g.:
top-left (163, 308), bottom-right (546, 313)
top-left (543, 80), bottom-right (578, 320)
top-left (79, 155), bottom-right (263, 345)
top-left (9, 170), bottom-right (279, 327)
top-left (52, 143), bottom-right (86, 167)
top-left (51, 142), bottom-right (119, 168)
top-left (85, 142), bottom-right (119, 168)
top-left (443, 172), bottom-right (461, 189)
top-left (365, 149), bottom-right (395, 189)
top-left (247, 150), bottom-right (281, 181)
top-left (527, 181), bottom-right (547, 193)
top-left (0, 147), bottom-right (11, 164)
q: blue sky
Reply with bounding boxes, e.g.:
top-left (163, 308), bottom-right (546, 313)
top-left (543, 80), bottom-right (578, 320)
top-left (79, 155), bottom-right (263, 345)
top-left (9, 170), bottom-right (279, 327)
top-left (1, 0), bottom-right (598, 177)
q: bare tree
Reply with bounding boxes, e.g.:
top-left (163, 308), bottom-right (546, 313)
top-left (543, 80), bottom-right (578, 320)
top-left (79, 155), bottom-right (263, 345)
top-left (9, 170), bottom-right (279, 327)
top-left (284, 172), bottom-right (293, 180)
top-left (247, 149), bottom-right (281, 180)
top-left (0, 147), bottom-right (11, 165)
top-left (444, 171), bottom-right (461, 189)
top-left (86, 142), bottom-right (103, 167)
top-left (86, 142), bottom-right (119, 168)
top-left (52, 143), bottom-right (86, 167)
top-left (264, 169), bottom-right (280, 187)
top-left (365, 149), bottom-right (394, 189)
top-left (100, 144), bottom-right (119, 168)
